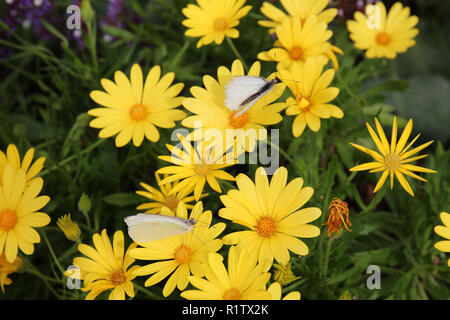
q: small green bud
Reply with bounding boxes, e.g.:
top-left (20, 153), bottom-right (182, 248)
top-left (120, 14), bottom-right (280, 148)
top-left (78, 193), bottom-right (92, 214)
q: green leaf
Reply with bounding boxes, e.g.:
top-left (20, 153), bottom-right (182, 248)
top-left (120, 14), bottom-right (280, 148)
top-left (102, 193), bottom-right (141, 207)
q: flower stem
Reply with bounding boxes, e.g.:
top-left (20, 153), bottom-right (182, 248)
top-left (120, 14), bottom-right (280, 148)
top-left (39, 139), bottom-right (106, 176)
top-left (226, 37), bottom-right (248, 72)
top-left (41, 230), bottom-right (65, 275)
top-left (134, 283), bottom-right (163, 300)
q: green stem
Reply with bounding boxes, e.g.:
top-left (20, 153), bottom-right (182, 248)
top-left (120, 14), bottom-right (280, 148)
top-left (134, 283), bottom-right (163, 300)
top-left (39, 139), bottom-right (106, 176)
top-left (226, 37), bottom-right (248, 72)
top-left (336, 72), bottom-right (356, 98)
top-left (322, 237), bottom-right (334, 280)
top-left (23, 258), bottom-right (61, 297)
top-left (266, 139), bottom-right (302, 177)
top-left (41, 231), bottom-right (65, 275)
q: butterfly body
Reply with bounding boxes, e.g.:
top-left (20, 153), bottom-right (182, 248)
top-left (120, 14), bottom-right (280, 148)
top-left (224, 76), bottom-right (281, 117)
top-left (124, 213), bottom-right (197, 243)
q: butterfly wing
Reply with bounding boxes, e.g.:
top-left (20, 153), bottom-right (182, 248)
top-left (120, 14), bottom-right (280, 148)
top-left (124, 214), bottom-right (192, 242)
top-left (224, 76), bottom-right (269, 111)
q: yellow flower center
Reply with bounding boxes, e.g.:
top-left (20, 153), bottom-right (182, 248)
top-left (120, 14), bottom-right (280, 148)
top-left (0, 210), bottom-right (17, 231)
top-left (223, 288), bottom-right (242, 300)
top-left (174, 245), bottom-right (193, 264)
top-left (256, 217), bottom-right (277, 238)
top-left (229, 111), bottom-right (249, 129)
top-left (289, 46), bottom-right (304, 60)
top-left (376, 32), bottom-right (391, 45)
top-left (164, 196), bottom-right (179, 210)
top-left (110, 269), bottom-right (127, 286)
top-left (129, 104), bottom-right (148, 121)
top-left (194, 163), bottom-right (212, 176)
top-left (384, 153), bottom-right (401, 170)
top-left (213, 18), bottom-right (228, 31)
top-left (297, 97), bottom-right (312, 113)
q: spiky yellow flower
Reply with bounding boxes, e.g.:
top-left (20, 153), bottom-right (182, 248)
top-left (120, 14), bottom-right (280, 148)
top-left (182, 59), bottom-right (286, 153)
top-left (258, 0), bottom-right (338, 34)
top-left (180, 246), bottom-right (271, 300)
top-left (129, 202), bottom-right (225, 297)
top-left (257, 16), bottom-right (343, 70)
top-left (157, 135), bottom-right (236, 201)
top-left (350, 117), bottom-right (436, 197)
top-left (68, 229), bottom-right (138, 300)
top-left (347, 2), bottom-right (419, 59)
top-left (323, 198), bottom-right (351, 237)
top-left (88, 64), bottom-right (186, 147)
top-left (278, 57), bottom-right (343, 137)
top-left (0, 144), bottom-right (45, 185)
top-left (219, 167), bottom-right (322, 269)
top-left (181, 0), bottom-right (252, 48)
top-left (0, 165), bottom-right (50, 263)
top-left (56, 214), bottom-right (81, 241)
top-left (267, 282), bottom-right (300, 300)
top-left (273, 262), bottom-right (300, 286)
top-left (434, 212), bottom-right (450, 267)
top-left (0, 252), bottom-right (22, 293)
top-left (136, 172), bottom-right (206, 215)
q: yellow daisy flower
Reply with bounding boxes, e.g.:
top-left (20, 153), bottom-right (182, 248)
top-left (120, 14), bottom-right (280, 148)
top-left (69, 229), bottom-right (138, 300)
top-left (0, 252), bottom-right (22, 293)
top-left (257, 16), bottom-right (343, 70)
top-left (157, 134), bottom-right (236, 201)
top-left (180, 246), bottom-right (271, 300)
top-left (278, 57), bottom-right (343, 137)
top-left (0, 165), bottom-right (50, 263)
top-left (129, 202), bottom-right (225, 297)
top-left (267, 282), bottom-right (300, 300)
top-left (182, 59), bottom-right (286, 153)
top-left (88, 64), bottom-right (187, 147)
top-left (0, 144), bottom-right (45, 185)
top-left (136, 172), bottom-right (206, 215)
top-left (259, 0), bottom-right (338, 34)
top-left (181, 0), bottom-right (252, 48)
top-left (349, 117), bottom-right (436, 197)
top-left (347, 2), bottom-right (419, 59)
top-left (434, 212), bottom-right (450, 267)
top-left (56, 214), bottom-right (81, 241)
top-left (219, 166), bottom-right (322, 269)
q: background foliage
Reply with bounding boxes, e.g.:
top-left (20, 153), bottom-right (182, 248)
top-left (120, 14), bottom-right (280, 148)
top-left (0, 0), bottom-right (449, 300)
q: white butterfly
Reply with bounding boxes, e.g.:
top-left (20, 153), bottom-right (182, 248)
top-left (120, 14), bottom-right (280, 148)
top-left (124, 213), bottom-right (197, 243)
top-left (224, 76), bottom-right (281, 117)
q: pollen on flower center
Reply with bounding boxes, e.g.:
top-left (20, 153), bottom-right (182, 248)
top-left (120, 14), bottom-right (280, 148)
top-left (129, 104), bottom-right (148, 121)
top-left (384, 153), bottom-right (401, 170)
top-left (110, 269), bottom-right (127, 286)
top-left (213, 17), bottom-right (228, 31)
top-left (297, 97), bottom-right (312, 113)
top-left (174, 245), bottom-right (193, 264)
top-left (376, 32), bottom-right (391, 45)
top-left (223, 288), bottom-right (242, 300)
top-left (256, 217), bottom-right (277, 238)
top-left (0, 209), bottom-right (17, 230)
top-left (229, 111), bottom-right (249, 128)
top-left (289, 46), bottom-right (304, 60)
top-left (194, 163), bottom-right (212, 176)
top-left (164, 196), bottom-right (179, 210)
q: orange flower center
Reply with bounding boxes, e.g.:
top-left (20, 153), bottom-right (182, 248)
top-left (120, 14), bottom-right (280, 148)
top-left (256, 217), bottom-right (277, 238)
top-left (229, 111), bottom-right (249, 129)
top-left (289, 46), bottom-right (304, 60)
top-left (376, 32), bottom-right (390, 45)
top-left (164, 196), bottom-right (179, 210)
top-left (213, 18), bottom-right (228, 31)
top-left (223, 288), bottom-right (242, 300)
top-left (129, 104), bottom-right (148, 121)
top-left (384, 153), bottom-right (400, 170)
top-left (194, 163), bottom-right (212, 176)
top-left (0, 210), bottom-right (17, 231)
top-left (110, 269), bottom-right (127, 286)
top-left (174, 245), bottom-right (193, 264)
